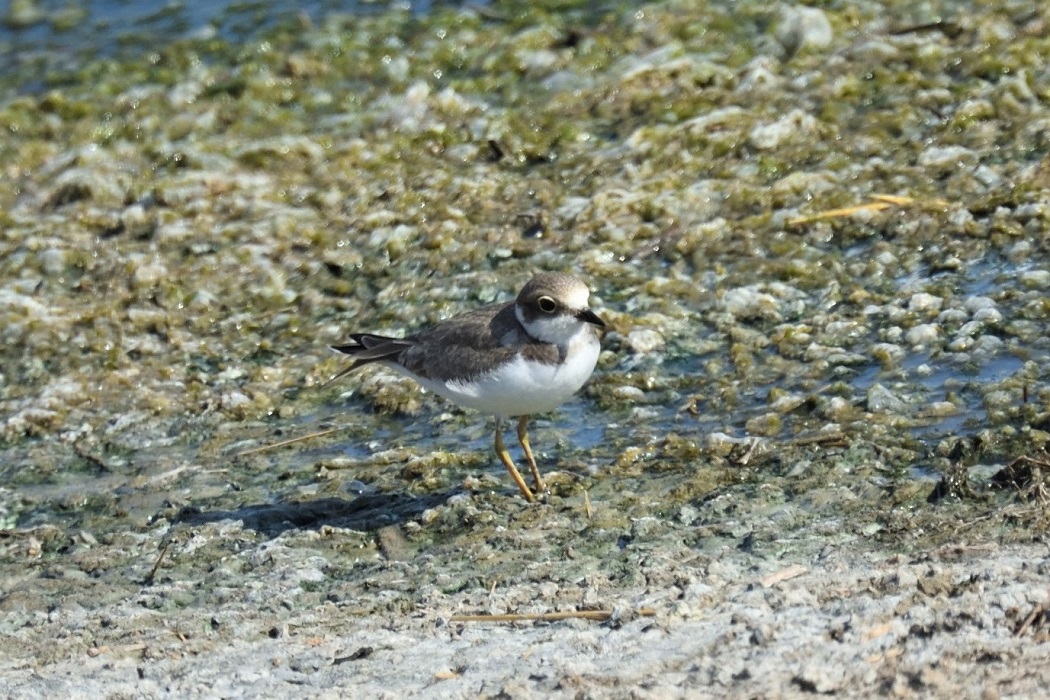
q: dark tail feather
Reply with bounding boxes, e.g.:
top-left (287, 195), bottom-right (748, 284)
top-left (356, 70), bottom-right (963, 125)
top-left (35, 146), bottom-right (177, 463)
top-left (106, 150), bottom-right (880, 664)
top-left (326, 334), bottom-right (413, 386)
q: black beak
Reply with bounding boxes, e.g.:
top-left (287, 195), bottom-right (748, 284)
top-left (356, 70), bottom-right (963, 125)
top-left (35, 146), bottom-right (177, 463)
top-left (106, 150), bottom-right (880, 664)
top-left (575, 308), bottom-right (606, 328)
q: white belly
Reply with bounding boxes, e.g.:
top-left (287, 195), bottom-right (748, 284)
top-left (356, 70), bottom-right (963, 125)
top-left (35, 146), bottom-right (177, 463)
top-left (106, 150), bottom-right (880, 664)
top-left (407, 332), bottom-right (599, 417)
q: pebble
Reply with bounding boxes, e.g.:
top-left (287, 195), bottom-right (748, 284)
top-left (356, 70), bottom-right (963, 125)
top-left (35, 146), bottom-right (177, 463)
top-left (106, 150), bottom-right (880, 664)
top-left (822, 320), bottom-right (862, 339)
top-left (875, 250), bottom-right (898, 267)
top-left (131, 257), bottom-right (168, 288)
top-left (971, 335), bottom-right (1003, 355)
top-left (722, 286), bottom-right (781, 320)
top-left (918, 145), bottom-right (977, 174)
top-left (853, 39), bottom-right (899, 62)
top-left (1007, 239), bottom-right (1033, 261)
top-left (611, 385), bottom-right (646, 401)
top-left (748, 109), bottom-right (819, 150)
top-left (937, 308), bottom-right (968, 325)
top-left (971, 307), bottom-right (1002, 325)
top-left (955, 320), bottom-right (983, 337)
top-left (121, 203), bottom-right (152, 236)
top-left (867, 384), bottom-right (907, 414)
top-left (908, 293), bottom-right (943, 313)
top-left (745, 413), bottom-right (782, 437)
top-left (38, 248), bottom-right (67, 275)
top-left (737, 56), bottom-right (781, 91)
top-left (905, 324), bottom-right (940, 347)
top-left (870, 342), bottom-right (906, 366)
top-left (919, 401), bottom-right (959, 417)
top-left (822, 396), bottom-right (853, 420)
top-left (947, 207), bottom-right (977, 232)
top-left (983, 390), bottom-right (1014, 410)
top-left (1019, 270), bottom-right (1050, 288)
top-left (221, 391), bottom-right (252, 410)
top-left (625, 329), bottom-right (665, 354)
top-left (707, 432), bottom-right (753, 455)
top-left (775, 6), bottom-right (833, 56)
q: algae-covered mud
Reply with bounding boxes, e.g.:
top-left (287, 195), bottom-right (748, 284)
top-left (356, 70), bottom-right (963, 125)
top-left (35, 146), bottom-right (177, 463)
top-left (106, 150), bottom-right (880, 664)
top-left (2, 0), bottom-right (1050, 696)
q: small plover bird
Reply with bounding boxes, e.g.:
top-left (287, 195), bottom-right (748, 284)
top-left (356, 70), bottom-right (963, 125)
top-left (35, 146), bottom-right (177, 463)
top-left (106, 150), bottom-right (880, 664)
top-left (330, 272), bottom-right (605, 502)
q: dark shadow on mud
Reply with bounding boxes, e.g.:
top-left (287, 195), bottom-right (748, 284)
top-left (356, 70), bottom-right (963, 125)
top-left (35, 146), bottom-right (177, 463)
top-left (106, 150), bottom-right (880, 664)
top-left (173, 490), bottom-right (456, 537)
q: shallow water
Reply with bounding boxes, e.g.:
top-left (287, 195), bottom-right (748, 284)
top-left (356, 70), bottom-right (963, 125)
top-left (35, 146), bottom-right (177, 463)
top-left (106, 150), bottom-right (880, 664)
top-left (0, 0), bottom-right (449, 80)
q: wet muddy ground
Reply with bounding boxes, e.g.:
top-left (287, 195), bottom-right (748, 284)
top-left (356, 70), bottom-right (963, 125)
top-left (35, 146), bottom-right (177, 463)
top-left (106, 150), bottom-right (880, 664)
top-left (1, 0), bottom-right (1049, 696)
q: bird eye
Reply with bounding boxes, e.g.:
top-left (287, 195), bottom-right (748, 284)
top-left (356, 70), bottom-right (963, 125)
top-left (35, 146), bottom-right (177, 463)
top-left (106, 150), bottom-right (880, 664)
top-left (537, 296), bottom-right (557, 313)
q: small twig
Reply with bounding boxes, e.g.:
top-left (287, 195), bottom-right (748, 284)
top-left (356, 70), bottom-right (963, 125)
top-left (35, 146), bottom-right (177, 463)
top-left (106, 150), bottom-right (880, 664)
top-left (449, 608), bottom-right (656, 623)
top-left (144, 539), bottom-right (172, 586)
top-left (786, 431), bottom-right (848, 447)
top-left (1014, 601), bottom-right (1048, 637)
top-left (142, 464), bottom-right (193, 486)
top-left (87, 642), bottom-right (147, 658)
top-left (869, 194), bottom-right (946, 206)
top-left (951, 511), bottom-right (1002, 536)
top-left (739, 437), bottom-right (762, 466)
top-left (889, 20), bottom-right (964, 39)
top-left (72, 441), bottom-right (110, 473)
top-left (1012, 455), bottom-right (1050, 470)
top-left (760, 564), bottom-right (808, 588)
top-left (788, 200), bottom-right (893, 225)
top-left (787, 194), bottom-right (950, 226)
top-left (583, 489), bottom-right (593, 519)
top-left (234, 426), bottom-right (344, 457)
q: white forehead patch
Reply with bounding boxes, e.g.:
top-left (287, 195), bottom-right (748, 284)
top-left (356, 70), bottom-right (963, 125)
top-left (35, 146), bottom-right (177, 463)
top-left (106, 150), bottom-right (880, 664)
top-left (560, 283), bottom-right (590, 310)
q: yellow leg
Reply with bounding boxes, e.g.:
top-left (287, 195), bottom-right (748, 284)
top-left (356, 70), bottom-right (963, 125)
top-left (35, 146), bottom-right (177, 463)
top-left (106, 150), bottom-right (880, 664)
top-left (494, 417), bottom-right (534, 502)
top-left (517, 415), bottom-right (547, 494)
